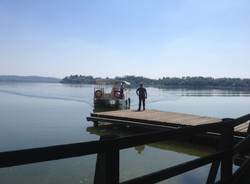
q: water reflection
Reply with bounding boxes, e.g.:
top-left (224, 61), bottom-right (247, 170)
top-left (86, 124), bottom-right (215, 157)
top-left (165, 89), bottom-right (250, 97)
top-left (135, 145), bottom-right (146, 154)
top-left (88, 124), bottom-right (216, 184)
top-left (87, 123), bottom-right (245, 183)
top-left (1, 83), bottom-right (249, 183)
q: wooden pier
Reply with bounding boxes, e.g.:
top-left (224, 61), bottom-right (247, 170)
top-left (1, 112), bottom-right (250, 184)
top-left (89, 109), bottom-right (250, 137)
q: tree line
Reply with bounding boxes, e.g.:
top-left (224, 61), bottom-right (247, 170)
top-left (61, 75), bottom-right (250, 90)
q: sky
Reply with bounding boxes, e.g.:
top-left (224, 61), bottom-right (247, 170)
top-left (0, 0), bottom-right (250, 79)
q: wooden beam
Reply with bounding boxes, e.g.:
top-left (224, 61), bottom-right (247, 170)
top-left (94, 135), bottom-right (120, 184)
top-left (87, 116), bottom-right (181, 130)
top-left (206, 161), bottom-right (220, 184)
top-left (232, 157), bottom-right (250, 184)
top-left (0, 140), bottom-right (104, 168)
top-left (121, 151), bottom-right (227, 184)
top-left (220, 125), bottom-right (233, 182)
top-left (0, 121), bottom-right (225, 168)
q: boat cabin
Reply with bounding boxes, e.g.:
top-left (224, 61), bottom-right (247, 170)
top-left (94, 79), bottom-right (131, 109)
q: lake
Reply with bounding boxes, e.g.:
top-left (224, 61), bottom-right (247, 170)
top-left (0, 83), bottom-right (250, 184)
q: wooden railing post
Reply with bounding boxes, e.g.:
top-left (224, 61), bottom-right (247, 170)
top-left (206, 161), bottom-right (220, 184)
top-left (94, 135), bottom-right (120, 184)
top-left (93, 120), bottom-right (99, 127)
top-left (220, 120), bottom-right (234, 182)
top-left (105, 145), bottom-right (120, 184)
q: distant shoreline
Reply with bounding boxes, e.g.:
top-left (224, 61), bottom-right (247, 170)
top-left (1, 75), bottom-right (250, 91)
top-left (0, 75), bottom-right (60, 83)
top-left (60, 75), bottom-right (250, 91)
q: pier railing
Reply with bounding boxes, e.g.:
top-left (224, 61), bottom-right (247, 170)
top-left (0, 114), bottom-right (250, 184)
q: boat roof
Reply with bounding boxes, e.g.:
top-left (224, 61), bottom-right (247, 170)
top-left (95, 79), bottom-right (130, 86)
top-left (121, 81), bottom-right (131, 85)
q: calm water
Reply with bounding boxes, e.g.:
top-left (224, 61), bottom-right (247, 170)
top-left (0, 83), bottom-right (250, 184)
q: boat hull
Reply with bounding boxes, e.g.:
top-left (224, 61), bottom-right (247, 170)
top-left (94, 98), bottom-right (130, 109)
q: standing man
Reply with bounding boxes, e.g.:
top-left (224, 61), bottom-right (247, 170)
top-left (120, 82), bottom-right (125, 99)
top-left (136, 83), bottom-right (147, 111)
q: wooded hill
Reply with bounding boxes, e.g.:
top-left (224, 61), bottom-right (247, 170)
top-left (61, 75), bottom-right (250, 90)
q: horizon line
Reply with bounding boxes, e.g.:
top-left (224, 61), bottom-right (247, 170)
top-left (1, 74), bottom-right (250, 80)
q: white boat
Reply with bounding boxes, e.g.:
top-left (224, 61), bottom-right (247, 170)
top-left (94, 79), bottom-right (131, 109)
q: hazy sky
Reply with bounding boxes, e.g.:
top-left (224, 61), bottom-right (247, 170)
top-left (1, 0), bottom-right (250, 79)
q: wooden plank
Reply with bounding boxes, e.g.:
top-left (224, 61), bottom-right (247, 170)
top-left (91, 111), bottom-right (187, 127)
top-left (91, 110), bottom-right (250, 138)
top-left (92, 110), bottom-right (221, 127)
top-left (93, 110), bottom-right (217, 122)
top-left (234, 122), bottom-right (249, 134)
top-left (235, 125), bottom-right (245, 132)
top-left (234, 132), bottom-right (247, 137)
top-left (236, 126), bottom-right (247, 132)
top-left (235, 123), bottom-right (248, 130)
top-left (95, 110), bottom-right (218, 123)
top-left (87, 116), bottom-right (180, 130)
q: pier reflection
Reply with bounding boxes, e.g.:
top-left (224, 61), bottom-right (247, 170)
top-left (87, 122), bottom-right (245, 183)
top-left (86, 124), bottom-right (215, 157)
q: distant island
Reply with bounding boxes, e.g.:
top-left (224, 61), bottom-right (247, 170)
top-left (0, 75), bottom-right (60, 83)
top-left (61, 75), bottom-right (250, 90)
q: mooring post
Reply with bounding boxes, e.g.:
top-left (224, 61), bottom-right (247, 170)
top-left (220, 119), bottom-right (234, 182)
top-left (94, 135), bottom-right (120, 184)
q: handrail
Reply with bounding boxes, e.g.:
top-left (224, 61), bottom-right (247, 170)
top-left (0, 140), bottom-right (103, 168)
top-left (0, 120), bottom-right (230, 168)
top-left (231, 157), bottom-right (250, 184)
top-left (121, 151), bottom-right (228, 184)
top-left (231, 114), bottom-right (250, 127)
top-left (233, 134), bottom-right (250, 154)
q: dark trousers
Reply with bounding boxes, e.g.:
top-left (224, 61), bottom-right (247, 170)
top-left (138, 97), bottom-right (145, 111)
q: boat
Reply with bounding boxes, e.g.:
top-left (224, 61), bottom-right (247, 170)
top-left (93, 79), bottom-right (131, 109)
